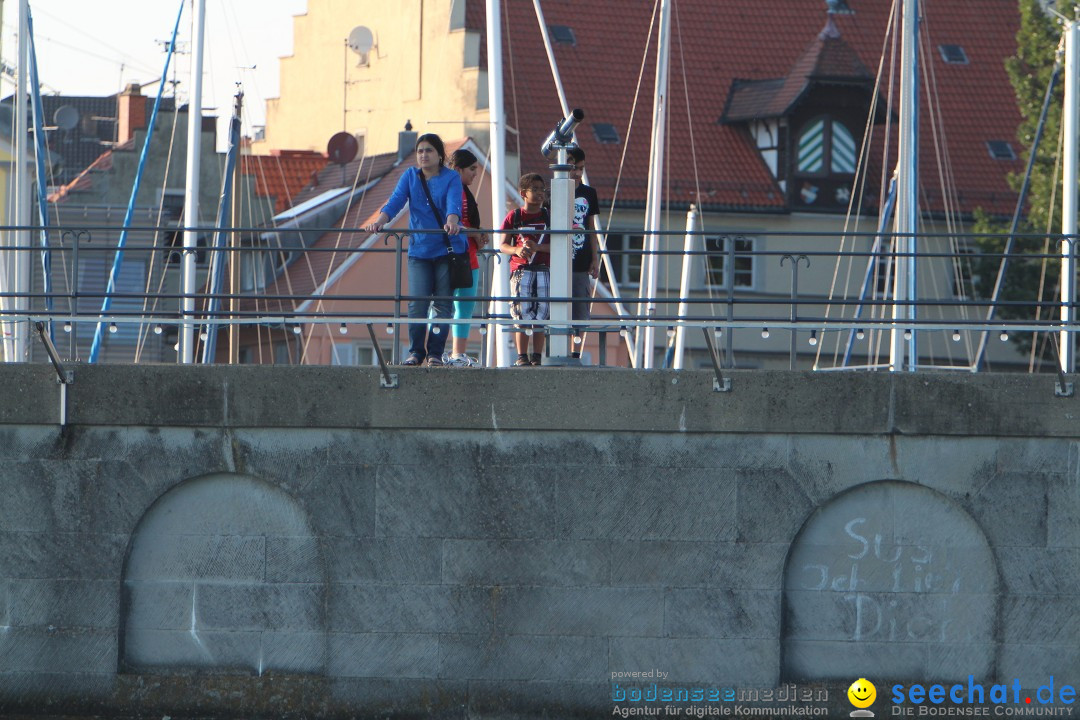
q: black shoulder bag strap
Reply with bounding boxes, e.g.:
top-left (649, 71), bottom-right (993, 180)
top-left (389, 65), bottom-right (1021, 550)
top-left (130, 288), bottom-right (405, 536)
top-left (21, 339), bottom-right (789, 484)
top-left (418, 170), bottom-right (456, 257)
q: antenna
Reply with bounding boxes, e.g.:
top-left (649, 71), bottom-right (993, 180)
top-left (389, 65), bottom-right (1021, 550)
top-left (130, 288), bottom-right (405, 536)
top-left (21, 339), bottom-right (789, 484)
top-left (53, 105), bottom-right (80, 131)
top-left (348, 26), bottom-right (375, 66)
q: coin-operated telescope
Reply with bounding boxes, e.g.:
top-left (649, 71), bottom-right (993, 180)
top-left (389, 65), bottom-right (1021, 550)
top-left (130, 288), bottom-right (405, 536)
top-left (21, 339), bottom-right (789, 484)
top-left (540, 109), bottom-right (585, 365)
top-left (540, 108), bottom-right (584, 159)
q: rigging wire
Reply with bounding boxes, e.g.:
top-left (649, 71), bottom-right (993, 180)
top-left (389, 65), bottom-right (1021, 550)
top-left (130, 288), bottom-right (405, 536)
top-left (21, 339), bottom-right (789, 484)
top-left (1031, 118), bottom-right (1065, 372)
top-left (917, 8), bottom-right (971, 365)
top-left (300, 152), bottom-right (379, 364)
top-left (503, 0), bottom-right (522, 163)
top-left (134, 98), bottom-right (183, 362)
top-left (671, 0), bottom-right (721, 340)
top-left (817, 0), bottom-right (899, 368)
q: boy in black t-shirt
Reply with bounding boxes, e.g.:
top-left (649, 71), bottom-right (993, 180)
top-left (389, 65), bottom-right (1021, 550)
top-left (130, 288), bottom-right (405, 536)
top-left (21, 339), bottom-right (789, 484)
top-left (568, 147), bottom-right (600, 359)
top-left (501, 174), bottom-right (551, 366)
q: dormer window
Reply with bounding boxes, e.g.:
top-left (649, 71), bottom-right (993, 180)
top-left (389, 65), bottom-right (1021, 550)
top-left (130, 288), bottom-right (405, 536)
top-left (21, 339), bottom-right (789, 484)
top-left (592, 123), bottom-right (620, 144)
top-left (796, 116), bottom-right (856, 175)
top-left (548, 25), bottom-right (576, 46)
top-left (986, 140), bottom-right (1016, 160)
top-left (938, 45), bottom-right (969, 64)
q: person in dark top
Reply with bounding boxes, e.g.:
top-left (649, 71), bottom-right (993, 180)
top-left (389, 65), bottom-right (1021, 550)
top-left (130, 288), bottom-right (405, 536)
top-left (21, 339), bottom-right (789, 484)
top-left (568, 147), bottom-right (600, 359)
top-left (446, 149), bottom-right (488, 366)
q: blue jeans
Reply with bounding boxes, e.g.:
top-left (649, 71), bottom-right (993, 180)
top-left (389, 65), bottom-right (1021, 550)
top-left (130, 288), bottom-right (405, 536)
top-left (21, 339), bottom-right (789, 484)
top-left (407, 255), bottom-right (451, 358)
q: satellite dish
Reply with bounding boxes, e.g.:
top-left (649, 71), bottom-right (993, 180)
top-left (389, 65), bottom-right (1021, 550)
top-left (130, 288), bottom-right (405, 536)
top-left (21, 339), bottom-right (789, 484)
top-left (54, 105), bottom-right (80, 131)
top-left (327, 132), bottom-right (359, 164)
top-left (348, 26), bottom-right (374, 56)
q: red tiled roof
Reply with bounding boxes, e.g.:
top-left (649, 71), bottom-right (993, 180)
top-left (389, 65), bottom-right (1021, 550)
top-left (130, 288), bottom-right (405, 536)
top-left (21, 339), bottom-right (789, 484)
top-left (481, 0), bottom-right (1022, 215)
top-left (240, 150), bottom-right (328, 214)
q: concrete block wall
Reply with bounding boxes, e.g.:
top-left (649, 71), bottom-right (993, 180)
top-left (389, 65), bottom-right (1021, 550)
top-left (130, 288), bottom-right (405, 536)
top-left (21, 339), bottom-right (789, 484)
top-left (0, 365), bottom-right (1076, 718)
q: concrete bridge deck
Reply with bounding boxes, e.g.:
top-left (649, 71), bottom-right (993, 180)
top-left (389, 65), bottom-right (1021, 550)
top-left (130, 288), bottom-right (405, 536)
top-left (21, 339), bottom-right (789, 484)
top-left (0, 365), bottom-right (1076, 718)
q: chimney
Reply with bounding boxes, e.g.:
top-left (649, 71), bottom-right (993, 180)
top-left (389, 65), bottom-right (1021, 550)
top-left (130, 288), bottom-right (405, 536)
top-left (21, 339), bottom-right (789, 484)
top-left (117, 83), bottom-right (147, 144)
top-left (397, 119), bottom-right (417, 163)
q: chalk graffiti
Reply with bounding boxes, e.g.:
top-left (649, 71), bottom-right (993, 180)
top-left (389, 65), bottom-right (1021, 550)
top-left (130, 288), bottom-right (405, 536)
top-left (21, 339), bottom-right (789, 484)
top-left (797, 516), bottom-right (966, 642)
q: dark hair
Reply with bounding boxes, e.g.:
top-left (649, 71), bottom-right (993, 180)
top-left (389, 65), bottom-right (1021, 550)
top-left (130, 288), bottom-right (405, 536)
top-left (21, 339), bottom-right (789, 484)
top-left (518, 172), bottom-right (545, 193)
top-left (568, 147), bottom-right (586, 164)
top-left (449, 149), bottom-right (478, 169)
top-left (415, 133), bottom-right (447, 164)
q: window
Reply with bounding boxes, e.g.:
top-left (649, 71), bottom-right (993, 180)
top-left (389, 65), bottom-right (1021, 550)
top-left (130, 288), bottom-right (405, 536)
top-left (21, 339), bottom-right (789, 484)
top-left (592, 123), bottom-right (621, 145)
top-left (938, 45), bottom-right (969, 64)
top-left (874, 253), bottom-right (893, 296)
top-left (986, 140), bottom-right (1016, 161)
top-left (274, 341), bottom-right (295, 365)
top-left (76, 256), bottom-right (148, 344)
top-left (831, 123), bottom-right (857, 174)
top-left (449, 0), bottom-right (466, 30)
top-left (797, 117), bottom-right (857, 175)
top-left (240, 246), bottom-right (269, 292)
top-left (798, 118), bottom-right (826, 173)
top-left (548, 25), bottom-right (576, 45)
top-left (331, 343), bottom-right (381, 366)
top-left (706, 235), bottom-right (756, 290)
top-left (331, 342), bottom-right (357, 366)
top-left (602, 232), bottom-right (644, 288)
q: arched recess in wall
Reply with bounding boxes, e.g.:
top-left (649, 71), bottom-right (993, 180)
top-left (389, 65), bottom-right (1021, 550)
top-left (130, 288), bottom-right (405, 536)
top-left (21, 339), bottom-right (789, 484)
top-left (781, 481), bottom-right (998, 681)
top-left (119, 473), bottom-right (326, 674)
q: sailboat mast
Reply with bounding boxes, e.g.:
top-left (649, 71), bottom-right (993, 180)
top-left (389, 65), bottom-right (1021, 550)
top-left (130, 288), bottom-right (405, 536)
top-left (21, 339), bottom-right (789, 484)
top-left (890, 0), bottom-right (918, 372)
top-left (180, 0), bottom-right (207, 364)
top-left (8, 0), bottom-right (30, 362)
top-left (639, 0), bottom-right (672, 370)
top-left (485, 0), bottom-right (510, 367)
top-left (1061, 19), bottom-right (1078, 374)
top-left (672, 204), bottom-right (698, 369)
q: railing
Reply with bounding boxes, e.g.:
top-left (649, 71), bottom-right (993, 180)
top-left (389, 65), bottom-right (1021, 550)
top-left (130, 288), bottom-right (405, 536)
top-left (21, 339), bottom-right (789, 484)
top-left (0, 223), bottom-right (1076, 374)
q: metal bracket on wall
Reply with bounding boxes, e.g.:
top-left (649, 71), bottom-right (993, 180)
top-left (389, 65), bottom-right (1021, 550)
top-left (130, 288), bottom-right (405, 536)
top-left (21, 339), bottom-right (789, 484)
top-left (701, 327), bottom-right (732, 393)
top-left (35, 321), bottom-right (73, 385)
top-left (366, 324), bottom-right (399, 389)
top-left (1048, 334), bottom-right (1074, 398)
top-left (35, 321), bottom-right (73, 427)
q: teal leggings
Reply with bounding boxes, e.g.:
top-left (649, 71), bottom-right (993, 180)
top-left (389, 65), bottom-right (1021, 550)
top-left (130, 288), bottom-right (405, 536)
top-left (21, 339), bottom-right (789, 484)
top-left (452, 269), bottom-right (481, 339)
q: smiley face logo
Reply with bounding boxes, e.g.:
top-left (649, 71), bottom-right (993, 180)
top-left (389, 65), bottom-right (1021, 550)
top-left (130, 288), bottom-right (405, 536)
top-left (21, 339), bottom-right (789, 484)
top-left (848, 678), bottom-right (876, 709)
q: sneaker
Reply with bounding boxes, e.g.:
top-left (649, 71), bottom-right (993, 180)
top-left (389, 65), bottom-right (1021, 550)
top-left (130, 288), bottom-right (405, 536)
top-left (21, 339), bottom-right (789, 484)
top-left (515, 354), bottom-right (531, 367)
top-left (425, 355), bottom-right (444, 367)
top-left (529, 353), bottom-right (542, 366)
top-left (570, 351), bottom-right (581, 359)
top-left (402, 354), bottom-right (423, 366)
top-left (445, 353), bottom-right (478, 367)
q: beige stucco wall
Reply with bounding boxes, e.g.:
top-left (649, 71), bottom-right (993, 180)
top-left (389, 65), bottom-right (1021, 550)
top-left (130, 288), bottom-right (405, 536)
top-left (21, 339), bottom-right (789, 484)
top-left (255, 0), bottom-right (488, 157)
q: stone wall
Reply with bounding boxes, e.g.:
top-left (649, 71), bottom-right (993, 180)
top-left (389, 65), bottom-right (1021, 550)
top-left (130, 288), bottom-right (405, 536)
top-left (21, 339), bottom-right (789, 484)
top-left (0, 365), bottom-right (1076, 718)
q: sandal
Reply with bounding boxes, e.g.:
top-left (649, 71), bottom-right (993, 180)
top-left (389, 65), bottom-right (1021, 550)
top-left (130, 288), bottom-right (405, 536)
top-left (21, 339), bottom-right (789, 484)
top-left (425, 356), bottom-right (444, 367)
top-left (402, 354), bottom-right (423, 366)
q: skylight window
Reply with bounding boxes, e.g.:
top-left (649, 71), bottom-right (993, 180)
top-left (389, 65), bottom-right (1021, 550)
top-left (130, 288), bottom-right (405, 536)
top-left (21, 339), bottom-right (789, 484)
top-left (938, 45), bottom-right (969, 64)
top-left (548, 25), bottom-right (576, 46)
top-left (986, 141), bottom-right (1016, 161)
top-left (592, 123), bottom-right (620, 144)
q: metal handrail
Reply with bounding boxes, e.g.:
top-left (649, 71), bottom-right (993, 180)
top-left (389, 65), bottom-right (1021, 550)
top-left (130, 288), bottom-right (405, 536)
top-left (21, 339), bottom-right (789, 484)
top-left (0, 222), bottom-right (1073, 369)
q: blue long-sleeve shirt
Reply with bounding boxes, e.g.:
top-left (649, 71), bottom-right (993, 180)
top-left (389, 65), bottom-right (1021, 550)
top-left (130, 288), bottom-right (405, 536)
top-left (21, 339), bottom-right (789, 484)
top-left (380, 166), bottom-right (467, 258)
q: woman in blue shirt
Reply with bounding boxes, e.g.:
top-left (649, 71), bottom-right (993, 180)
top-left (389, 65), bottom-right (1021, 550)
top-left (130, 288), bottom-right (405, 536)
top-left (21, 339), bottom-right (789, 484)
top-left (365, 134), bottom-right (466, 366)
